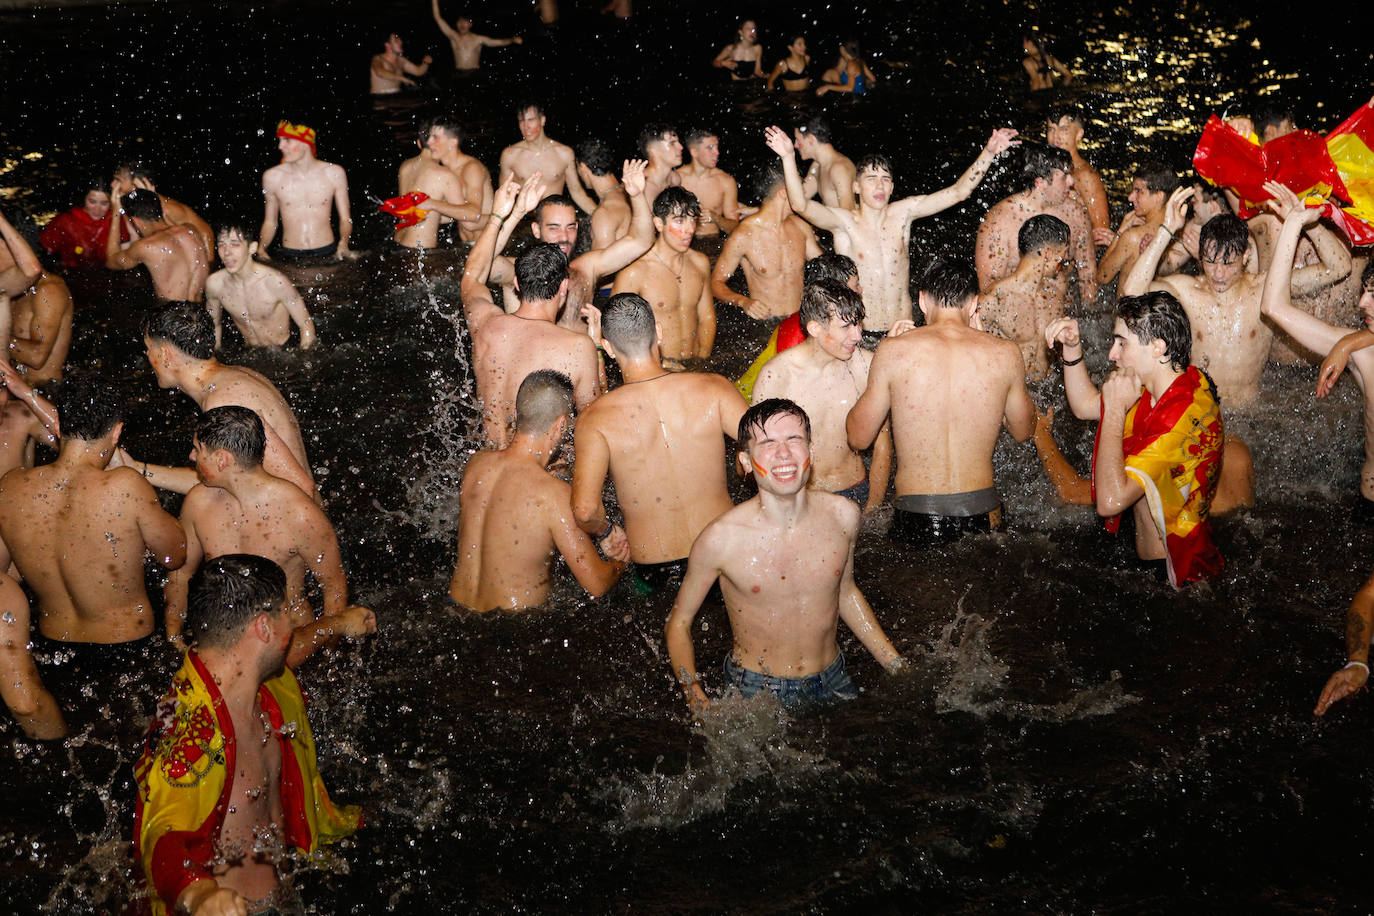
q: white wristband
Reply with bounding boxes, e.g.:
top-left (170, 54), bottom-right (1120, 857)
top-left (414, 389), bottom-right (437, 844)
top-left (1344, 660), bottom-right (1370, 675)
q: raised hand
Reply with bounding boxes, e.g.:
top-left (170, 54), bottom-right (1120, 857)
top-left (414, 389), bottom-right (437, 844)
top-left (621, 159), bottom-right (647, 198)
top-left (1044, 316), bottom-right (1081, 352)
top-left (1264, 179), bottom-right (1319, 226)
top-left (516, 171), bottom-right (547, 216)
top-left (984, 127), bottom-right (1020, 157)
top-left (763, 125), bottom-right (794, 159)
top-left (493, 177), bottom-right (525, 219)
top-left (1162, 185), bottom-right (1191, 235)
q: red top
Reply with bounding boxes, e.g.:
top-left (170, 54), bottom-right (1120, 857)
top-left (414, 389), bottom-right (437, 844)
top-left (38, 207), bottom-right (127, 268)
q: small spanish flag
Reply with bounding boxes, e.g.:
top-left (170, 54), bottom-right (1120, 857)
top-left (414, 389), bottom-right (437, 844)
top-left (380, 191), bottom-right (430, 229)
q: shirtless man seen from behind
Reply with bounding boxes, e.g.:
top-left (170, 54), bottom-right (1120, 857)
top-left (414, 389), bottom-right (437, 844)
top-left (794, 116), bottom-right (856, 211)
top-left (499, 102), bottom-right (596, 214)
top-left (577, 138), bottom-right (634, 251)
top-left (370, 32), bottom-right (431, 94)
top-left (979, 214), bottom-right (1072, 378)
top-left (105, 188), bottom-right (210, 302)
top-left (0, 206), bottom-right (40, 309)
top-left (449, 370), bottom-right (626, 611)
top-left (432, 0), bottom-right (521, 70)
top-left (770, 124), bottom-right (1021, 332)
top-left (260, 121), bottom-right (357, 263)
top-left (0, 362), bottom-right (59, 477)
top-left (113, 164), bottom-right (215, 257)
top-left (205, 226), bottom-right (316, 350)
top-left (1045, 107), bottom-right (1110, 234)
top-left (675, 128), bottom-right (743, 237)
top-left (396, 118), bottom-right (491, 248)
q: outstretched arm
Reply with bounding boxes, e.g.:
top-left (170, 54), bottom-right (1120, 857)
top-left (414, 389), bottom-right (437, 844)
top-left (763, 126), bottom-right (845, 231)
top-left (0, 362), bottom-right (59, 447)
top-left (1260, 182), bottom-right (1350, 359)
top-left (1033, 406), bottom-right (1093, 505)
top-left (577, 160), bottom-right (651, 282)
top-left (893, 128), bottom-right (1020, 221)
top-left (1289, 220), bottom-right (1352, 298)
top-left (431, 0), bottom-right (458, 38)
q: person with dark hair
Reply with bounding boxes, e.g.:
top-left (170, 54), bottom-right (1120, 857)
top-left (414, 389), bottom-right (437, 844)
top-left (164, 406), bottom-right (375, 650)
top-left (38, 179), bottom-right (129, 268)
top-left (975, 144), bottom-right (1096, 303)
top-left (1122, 184), bottom-right (1350, 406)
top-left (134, 554), bottom-right (362, 916)
top-left (675, 128), bottom-right (744, 237)
top-left (394, 118), bottom-right (491, 250)
top-left (3, 209), bottom-right (73, 385)
top-left (1256, 104), bottom-right (1296, 144)
top-left (104, 186), bottom-right (210, 301)
top-left (766, 35), bottom-right (812, 92)
top-left (1046, 290), bottom-right (1224, 587)
top-left (770, 123), bottom-right (1020, 332)
top-left (849, 259), bottom-right (1034, 547)
top-left (112, 164), bottom-right (214, 257)
top-left (370, 32), bottom-right (431, 93)
top-left (665, 398), bottom-right (905, 713)
top-left (499, 102), bottom-right (596, 214)
top-left (713, 19), bottom-right (764, 80)
top-left (431, 0), bottom-right (522, 71)
top-left (611, 188), bottom-right (714, 366)
top-left (638, 122), bottom-right (684, 204)
top-left (1045, 107), bottom-right (1110, 234)
top-left (572, 293), bottom-right (748, 591)
top-left (752, 279), bottom-right (895, 512)
top-left (815, 39), bottom-right (876, 96)
top-left (461, 179), bottom-right (604, 447)
top-left (259, 120), bottom-right (358, 263)
top-left (450, 370), bottom-right (626, 611)
top-left (980, 213), bottom-right (1073, 376)
top-left (1172, 180), bottom-right (1233, 271)
top-left (1096, 159), bottom-right (1183, 287)
top-left (577, 138), bottom-right (634, 250)
top-left (793, 116), bottom-right (856, 210)
top-left (205, 225), bottom-right (316, 350)
top-left (1021, 34), bottom-right (1072, 91)
top-left (129, 301), bottom-right (316, 498)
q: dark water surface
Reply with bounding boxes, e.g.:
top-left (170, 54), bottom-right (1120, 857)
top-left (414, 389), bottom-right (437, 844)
top-left (2, 1), bottom-right (1374, 913)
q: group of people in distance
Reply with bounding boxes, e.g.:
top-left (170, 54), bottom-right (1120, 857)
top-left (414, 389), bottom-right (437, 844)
top-left (714, 18), bottom-right (876, 97)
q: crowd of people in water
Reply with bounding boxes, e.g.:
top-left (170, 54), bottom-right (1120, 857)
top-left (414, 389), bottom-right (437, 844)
top-left (1, 8), bottom-right (1372, 913)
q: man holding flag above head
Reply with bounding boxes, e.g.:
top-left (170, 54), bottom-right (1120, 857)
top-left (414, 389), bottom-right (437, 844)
top-left (259, 120), bottom-right (358, 264)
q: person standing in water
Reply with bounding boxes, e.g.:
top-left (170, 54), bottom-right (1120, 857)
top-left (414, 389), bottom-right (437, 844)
top-left (499, 102), bottom-right (597, 214)
top-left (105, 187), bottom-right (211, 302)
top-left (675, 128), bottom-right (744, 237)
top-left (259, 121), bottom-right (358, 264)
top-left (205, 225), bottom-right (317, 350)
top-left (431, 1), bottom-right (522, 71)
top-left (1022, 34), bottom-right (1072, 91)
top-left (370, 32), bottom-right (432, 94)
top-left (713, 20), bottom-right (764, 80)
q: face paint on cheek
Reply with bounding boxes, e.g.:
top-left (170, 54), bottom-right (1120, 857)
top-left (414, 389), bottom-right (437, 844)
top-left (751, 458), bottom-right (769, 478)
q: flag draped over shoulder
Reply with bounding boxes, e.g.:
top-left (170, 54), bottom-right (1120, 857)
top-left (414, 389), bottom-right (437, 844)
top-left (1193, 100), bottom-right (1374, 245)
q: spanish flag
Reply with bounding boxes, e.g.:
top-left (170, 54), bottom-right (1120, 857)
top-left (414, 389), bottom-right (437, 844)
top-left (1193, 99), bottom-right (1374, 246)
top-left (380, 190), bottom-right (431, 229)
top-left (735, 313), bottom-right (806, 400)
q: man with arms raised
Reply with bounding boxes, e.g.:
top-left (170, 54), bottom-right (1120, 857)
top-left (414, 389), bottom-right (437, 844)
top-left (260, 121), bottom-right (357, 263)
top-left (848, 260), bottom-right (1034, 545)
top-left (638, 122), bottom-right (684, 205)
top-left (135, 555), bottom-right (362, 916)
top-left (611, 188), bottom-right (714, 367)
top-left (205, 225), bottom-right (316, 351)
top-left (769, 124), bottom-right (1020, 333)
top-left (105, 187), bottom-right (210, 301)
top-left (431, 1), bottom-right (522, 71)
top-left (499, 102), bottom-right (596, 214)
top-left (1095, 159), bottom-right (1181, 288)
top-left (0, 205), bottom-right (39, 308)
top-left (1045, 107), bottom-right (1110, 234)
top-left (1, 219), bottom-right (73, 384)
top-left (665, 399), bottom-right (906, 713)
top-left (396, 117), bottom-right (492, 248)
top-left (675, 128), bottom-right (743, 238)
top-left (975, 146), bottom-right (1097, 305)
top-left (979, 214), bottom-right (1072, 378)
top-left (462, 179), bottom-right (601, 447)
top-left (572, 293), bottom-right (748, 590)
top-left (370, 32), bottom-right (431, 94)
top-left (710, 162), bottom-right (821, 320)
top-left (450, 370), bottom-right (626, 611)
top-left (794, 116), bottom-right (856, 211)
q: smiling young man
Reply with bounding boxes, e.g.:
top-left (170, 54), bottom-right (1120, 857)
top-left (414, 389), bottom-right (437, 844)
top-left (664, 399), bottom-right (906, 713)
top-left (259, 121), bottom-right (357, 263)
top-left (205, 225), bottom-right (316, 350)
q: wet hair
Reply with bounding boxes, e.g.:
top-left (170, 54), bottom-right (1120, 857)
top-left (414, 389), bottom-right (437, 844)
top-left (513, 243), bottom-right (569, 303)
top-left (1134, 160), bottom-right (1179, 196)
top-left (738, 398), bottom-right (811, 452)
top-left (576, 138), bottom-right (616, 176)
top-left (917, 258), bottom-right (978, 311)
top-left (682, 127), bottom-right (716, 151)
top-left (1021, 145), bottom-right (1072, 189)
top-left (80, 177), bottom-right (109, 197)
top-left (115, 161), bottom-right (155, 184)
top-left (515, 100), bottom-right (544, 119)
top-left (799, 278), bottom-right (864, 329)
top-left (1117, 291), bottom-right (1191, 371)
top-left (1045, 105), bottom-right (1083, 128)
top-left (752, 161), bottom-right (786, 203)
top-left (142, 301), bottom-right (215, 360)
top-left (426, 116), bottom-right (466, 147)
top-left (59, 372), bottom-right (125, 442)
top-left (121, 188), bottom-right (164, 222)
top-left (600, 292), bottom-right (656, 357)
top-left (803, 253), bottom-right (858, 288)
top-left (514, 370), bottom-right (574, 435)
top-left (637, 122), bottom-right (677, 159)
top-left (216, 223), bottom-right (253, 243)
top-left (196, 405), bottom-right (265, 468)
top-left (534, 193), bottom-right (578, 223)
top-left (1362, 259), bottom-right (1374, 296)
top-left (187, 554), bottom-right (287, 650)
top-left (1191, 181), bottom-right (1232, 216)
top-left (1256, 104), bottom-right (1295, 137)
top-left (796, 116), bottom-right (833, 145)
top-left (855, 153), bottom-right (893, 180)
top-left (652, 187), bottom-right (701, 221)
top-left (1199, 214), bottom-right (1249, 263)
top-left (1017, 214), bottom-right (1070, 256)
top-left (1022, 33), bottom-right (1046, 53)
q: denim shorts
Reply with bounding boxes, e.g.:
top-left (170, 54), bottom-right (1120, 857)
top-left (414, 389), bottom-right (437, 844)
top-left (723, 650), bottom-right (858, 708)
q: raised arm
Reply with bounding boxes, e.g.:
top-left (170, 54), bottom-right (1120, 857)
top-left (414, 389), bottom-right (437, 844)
top-left (488, 172), bottom-right (545, 287)
top-left (893, 128), bottom-right (1020, 221)
top-left (0, 361), bottom-right (59, 447)
top-left (1121, 186), bottom-right (1190, 297)
top-left (576, 160), bottom-right (652, 282)
top-left (564, 155), bottom-right (598, 216)
top-left (104, 185), bottom-right (144, 272)
top-left (1045, 317), bottom-right (1101, 420)
top-left (431, 0), bottom-right (458, 38)
top-left (1315, 568), bottom-right (1374, 715)
top-left (1260, 182), bottom-right (1350, 358)
top-left (1289, 219), bottom-right (1353, 298)
top-left (764, 126), bottom-right (845, 231)
top-left (461, 177), bottom-right (524, 334)
top-left (0, 207), bottom-right (41, 298)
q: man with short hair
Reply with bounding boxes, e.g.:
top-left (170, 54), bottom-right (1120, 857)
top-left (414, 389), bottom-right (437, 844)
top-left (577, 138), bottom-right (634, 251)
top-left (638, 122), bottom-right (685, 203)
top-left (848, 260), bottom-right (1034, 546)
top-left (794, 116), bottom-right (856, 211)
top-left (450, 370), bottom-right (626, 611)
top-left (1046, 292), bottom-right (1224, 587)
top-left (1256, 104), bottom-right (1297, 144)
top-left (572, 293), bottom-right (748, 589)
top-left (1045, 107), bottom-right (1110, 234)
top-left (975, 145), bottom-right (1097, 303)
top-left (1096, 159), bottom-right (1182, 287)
top-left (105, 187), bottom-right (210, 301)
top-left (611, 188), bottom-right (715, 366)
top-left (395, 117), bottom-right (491, 248)
top-left (2, 218), bottom-right (73, 384)
top-left (112, 163), bottom-right (214, 256)
top-left (665, 398), bottom-right (906, 713)
top-left (431, 0), bottom-right (522, 71)
top-left (770, 124), bottom-right (1020, 332)
top-left (370, 32), bottom-right (432, 94)
top-left (675, 128), bottom-right (743, 236)
top-left (134, 554), bottom-right (362, 916)
top-left (205, 225), bottom-right (316, 350)
top-left (259, 121), bottom-right (357, 263)
top-left (499, 102), bottom-right (597, 213)
top-left (980, 213), bottom-right (1072, 377)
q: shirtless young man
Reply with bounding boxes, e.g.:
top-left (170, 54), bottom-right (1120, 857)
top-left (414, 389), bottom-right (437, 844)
top-left (396, 118), bottom-right (491, 248)
top-left (577, 139), bottom-right (633, 250)
top-left (370, 32), bottom-right (432, 94)
top-left (975, 146), bottom-right (1096, 304)
top-left (769, 124), bottom-right (1021, 332)
top-left (794, 116), bottom-right (856, 211)
top-left (127, 301), bottom-right (317, 499)
top-left (1095, 160), bottom-right (1181, 288)
top-left (0, 361), bottom-right (59, 479)
top-left (572, 293), bottom-right (748, 589)
top-left (449, 370), bottom-right (626, 611)
top-left (105, 188), bottom-right (210, 302)
top-left (431, 0), bottom-right (521, 71)
top-left (665, 399), bottom-right (905, 713)
top-left (0, 206), bottom-right (41, 308)
top-left (164, 408), bottom-right (374, 650)
top-left (1, 224), bottom-right (73, 384)
top-left (461, 179), bottom-right (601, 447)
top-left (752, 280), bottom-right (894, 513)
top-left (112, 164), bottom-right (215, 257)
top-left (979, 214), bottom-right (1072, 378)
top-left (638, 122), bottom-right (684, 204)
top-left (675, 128), bottom-right (743, 237)
top-left (710, 163), bottom-right (821, 320)
top-left (259, 121), bottom-right (357, 263)
top-left (1121, 185), bottom-right (1350, 407)
top-left (205, 225), bottom-right (316, 350)
top-left (1045, 107), bottom-right (1110, 234)
top-left (712, 19), bottom-right (764, 80)
top-left (499, 102), bottom-right (596, 214)
top-left (848, 259), bottom-right (1034, 546)
top-left (611, 188), bottom-right (714, 366)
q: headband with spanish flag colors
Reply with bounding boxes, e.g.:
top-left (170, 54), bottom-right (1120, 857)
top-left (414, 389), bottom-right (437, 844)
top-left (276, 120), bottom-right (317, 155)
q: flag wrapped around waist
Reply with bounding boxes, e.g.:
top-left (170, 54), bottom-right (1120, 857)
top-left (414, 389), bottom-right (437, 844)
top-left (1091, 366), bottom-right (1225, 588)
top-left (381, 191), bottom-right (431, 229)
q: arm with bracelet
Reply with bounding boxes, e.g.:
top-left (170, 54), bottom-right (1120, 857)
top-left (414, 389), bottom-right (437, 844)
top-left (1315, 570), bottom-right (1374, 715)
top-left (1119, 186), bottom-right (1192, 298)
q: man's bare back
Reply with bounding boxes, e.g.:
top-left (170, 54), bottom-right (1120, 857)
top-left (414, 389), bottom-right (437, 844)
top-left (202, 364), bottom-right (313, 485)
top-left (472, 315), bottom-right (599, 446)
top-left (981, 269), bottom-right (1070, 378)
top-left (396, 152), bottom-right (470, 249)
top-left (976, 192), bottom-right (1095, 301)
top-left (122, 223), bottom-right (210, 301)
